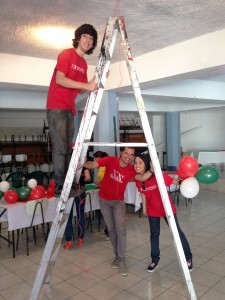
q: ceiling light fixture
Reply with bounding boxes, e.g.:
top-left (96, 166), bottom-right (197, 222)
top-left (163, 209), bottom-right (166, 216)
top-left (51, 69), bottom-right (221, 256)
top-left (34, 27), bottom-right (74, 49)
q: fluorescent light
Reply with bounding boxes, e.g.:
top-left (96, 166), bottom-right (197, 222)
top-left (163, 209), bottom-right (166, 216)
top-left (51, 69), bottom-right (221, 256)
top-left (34, 27), bottom-right (74, 49)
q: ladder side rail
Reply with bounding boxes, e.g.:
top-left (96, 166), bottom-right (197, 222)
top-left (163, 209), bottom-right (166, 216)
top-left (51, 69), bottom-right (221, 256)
top-left (117, 17), bottom-right (197, 300)
top-left (30, 197), bottom-right (74, 300)
top-left (43, 197), bottom-right (75, 283)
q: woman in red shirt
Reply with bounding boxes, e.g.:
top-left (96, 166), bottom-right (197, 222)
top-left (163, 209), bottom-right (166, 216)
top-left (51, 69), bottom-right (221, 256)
top-left (134, 153), bottom-right (193, 273)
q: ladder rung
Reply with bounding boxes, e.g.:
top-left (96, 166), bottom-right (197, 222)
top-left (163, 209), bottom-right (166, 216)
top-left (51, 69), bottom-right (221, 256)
top-left (85, 142), bottom-right (148, 147)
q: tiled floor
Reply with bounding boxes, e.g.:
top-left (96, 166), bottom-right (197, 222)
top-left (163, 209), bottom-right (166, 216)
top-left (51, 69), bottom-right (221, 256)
top-left (1, 189), bottom-right (225, 299)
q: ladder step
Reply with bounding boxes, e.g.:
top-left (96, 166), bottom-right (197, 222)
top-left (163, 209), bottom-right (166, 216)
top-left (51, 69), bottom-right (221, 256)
top-left (85, 142), bottom-right (148, 147)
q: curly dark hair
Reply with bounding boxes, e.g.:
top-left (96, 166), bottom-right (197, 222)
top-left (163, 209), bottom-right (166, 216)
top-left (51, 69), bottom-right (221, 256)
top-left (72, 24), bottom-right (98, 55)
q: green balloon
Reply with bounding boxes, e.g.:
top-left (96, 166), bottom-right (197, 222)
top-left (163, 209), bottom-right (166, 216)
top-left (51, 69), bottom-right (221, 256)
top-left (195, 166), bottom-right (219, 184)
top-left (0, 190), bottom-right (4, 200)
top-left (17, 187), bottom-right (31, 201)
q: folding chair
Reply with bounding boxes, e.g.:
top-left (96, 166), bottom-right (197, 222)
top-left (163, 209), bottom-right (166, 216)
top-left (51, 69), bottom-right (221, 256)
top-left (5, 172), bottom-right (26, 188)
top-left (25, 171), bottom-right (49, 186)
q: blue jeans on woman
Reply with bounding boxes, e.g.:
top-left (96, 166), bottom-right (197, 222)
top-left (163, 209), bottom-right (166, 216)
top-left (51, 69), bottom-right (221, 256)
top-left (148, 214), bottom-right (192, 263)
top-left (65, 192), bottom-right (86, 241)
top-left (47, 109), bottom-right (75, 191)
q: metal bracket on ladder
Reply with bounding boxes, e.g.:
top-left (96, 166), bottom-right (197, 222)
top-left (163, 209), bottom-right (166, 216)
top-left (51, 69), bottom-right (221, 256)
top-left (30, 16), bottom-right (196, 300)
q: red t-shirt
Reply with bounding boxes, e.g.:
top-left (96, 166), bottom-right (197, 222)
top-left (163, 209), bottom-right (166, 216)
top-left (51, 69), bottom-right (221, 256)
top-left (46, 48), bottom-right (88, 115)
top-left (136, 174), bottom-right (176, 217)
top-left (97, 156), bottom-right (136, 200)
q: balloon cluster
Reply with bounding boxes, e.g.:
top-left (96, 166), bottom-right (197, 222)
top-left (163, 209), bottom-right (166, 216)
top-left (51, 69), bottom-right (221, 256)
top-left (0, 179), bottom-right (55, 204)
top-left (178, 156), bottom-right (219, 199)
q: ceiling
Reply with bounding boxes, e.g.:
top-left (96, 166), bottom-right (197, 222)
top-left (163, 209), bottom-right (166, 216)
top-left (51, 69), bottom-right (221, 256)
top-left (1, 0), bottom-right (225, 113)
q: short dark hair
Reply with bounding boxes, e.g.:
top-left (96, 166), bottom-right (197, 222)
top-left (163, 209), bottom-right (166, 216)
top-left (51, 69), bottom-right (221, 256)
top-left (135, 153), bottom-right (151, 172)
top-left (120, 147), bottom-right (135, 153)
top-left (72, 24), bottom-right (98, 55)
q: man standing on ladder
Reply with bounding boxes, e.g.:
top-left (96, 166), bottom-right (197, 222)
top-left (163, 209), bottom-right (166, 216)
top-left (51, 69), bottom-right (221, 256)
top-left (84, 147), bottom-right (151, 276)
top-left (46, 24), bottom-right (98, 197)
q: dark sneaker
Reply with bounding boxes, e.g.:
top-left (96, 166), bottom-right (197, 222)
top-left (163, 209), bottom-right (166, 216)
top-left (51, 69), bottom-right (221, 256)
top-left (187, 260), bottom-right (193, 272)
top-left (111, 257), bottom-right (119, 269)
top-left (147, 262), bottom-right (158, 273)
top-left (119, 262), bottom-right (128, 276)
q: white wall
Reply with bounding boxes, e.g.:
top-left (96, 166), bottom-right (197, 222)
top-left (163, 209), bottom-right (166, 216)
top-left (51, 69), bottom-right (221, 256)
top-left (181, 107), bottom-right (225, 152)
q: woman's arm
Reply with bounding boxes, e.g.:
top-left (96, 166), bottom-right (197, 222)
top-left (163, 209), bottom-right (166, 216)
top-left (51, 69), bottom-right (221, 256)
top-left (135, 170), bottom-right (152, 182)
top-left (141, 194), bottom-right (147, 216)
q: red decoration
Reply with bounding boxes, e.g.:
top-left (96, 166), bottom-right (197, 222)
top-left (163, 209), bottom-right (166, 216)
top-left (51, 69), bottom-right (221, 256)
top-left (49, 179), bottom-right (55, 189)
top-left (36, 185), bottom-right (46, 193)
top-left (46, 187), bottom-right (55, 198)
top-left (177, 169), bottom-right (189, 180)
top-left (4, 190), bottom-right (19, 204)
top-left (179, 156), bottom-right (199, 177)
top-left (29, 186), bottom-right (46, 200)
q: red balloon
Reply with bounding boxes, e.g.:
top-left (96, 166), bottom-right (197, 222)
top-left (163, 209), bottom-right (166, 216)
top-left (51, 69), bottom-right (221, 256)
top-left (36, 185), bottom-right (46, 193)
top-left (29, 186), bottom-right (46, 200)
top-left (177, 169), bottom-right (189, 180)
top-left (4, 190), bottom-right (19, 204)
top-left (179, 156), bottom-right (199, 177)
top-left (46, 187), bottom-right (55, 198)
top-left (49, 179), bottom-right (55, 189)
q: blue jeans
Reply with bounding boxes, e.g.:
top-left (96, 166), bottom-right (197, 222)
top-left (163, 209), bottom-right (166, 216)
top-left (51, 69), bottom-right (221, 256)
top-left (99, 198), bottom-right (126, 263)
top-left (148, 214), bottom-right (192, 263)
top-left (47, 109), bottom-right (75, 189)
top-left (65, 193), bottom-right (86, 241)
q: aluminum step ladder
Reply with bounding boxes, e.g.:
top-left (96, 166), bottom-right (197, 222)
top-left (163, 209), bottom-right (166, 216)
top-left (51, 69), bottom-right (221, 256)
top-left (30, 16), bottom-right (196, 300)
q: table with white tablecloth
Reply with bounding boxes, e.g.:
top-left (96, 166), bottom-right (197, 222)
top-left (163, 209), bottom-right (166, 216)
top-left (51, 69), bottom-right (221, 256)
top-left (0, 183), bottom-right (141, 257)
top-left (0, 197), bottom-right (58, 257)
top-left (0, 198), bottom-right (57, 231)
top-left (0, 194), bottom-right (100, 257)
top-left (0, 185), bottom-right (140, 232)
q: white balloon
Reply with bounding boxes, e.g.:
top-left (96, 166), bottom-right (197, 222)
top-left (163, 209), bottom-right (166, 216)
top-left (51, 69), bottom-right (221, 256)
top-left (0, 181), bottom-right (10, 193)
top-left (180, 177), bottom-right (199, 198)
top-left (28, 178), bottom-right (37, 189)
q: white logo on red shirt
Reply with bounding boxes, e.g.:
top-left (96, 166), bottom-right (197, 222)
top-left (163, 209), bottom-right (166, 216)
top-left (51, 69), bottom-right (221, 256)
top-left (110, 170), bottom-right (124, 183)
top-left (141, 185), bottom-right (157, 192)
top-left (71, 64), bottom-right (84, 74)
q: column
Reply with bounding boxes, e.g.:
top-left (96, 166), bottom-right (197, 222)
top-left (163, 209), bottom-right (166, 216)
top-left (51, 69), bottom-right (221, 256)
top-left (166, 112), bottom-right (181, 170)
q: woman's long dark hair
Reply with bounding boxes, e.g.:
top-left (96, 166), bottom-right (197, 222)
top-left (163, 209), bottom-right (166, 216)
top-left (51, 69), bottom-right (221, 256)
top-left (135, 153), bottom-right (151, 173)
